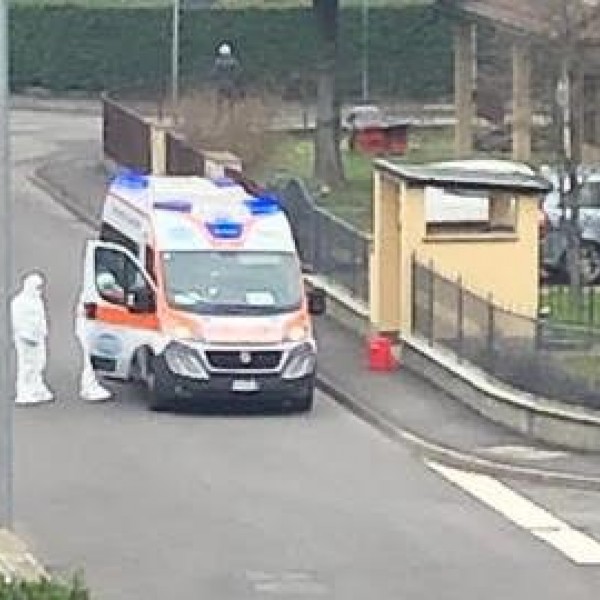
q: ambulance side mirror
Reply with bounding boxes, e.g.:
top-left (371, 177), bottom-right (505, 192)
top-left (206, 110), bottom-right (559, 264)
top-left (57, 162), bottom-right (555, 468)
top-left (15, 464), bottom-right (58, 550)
top-left (126, 287), bottom-right (156, 314)
top-left (307, 287), bottom-right (326, 316)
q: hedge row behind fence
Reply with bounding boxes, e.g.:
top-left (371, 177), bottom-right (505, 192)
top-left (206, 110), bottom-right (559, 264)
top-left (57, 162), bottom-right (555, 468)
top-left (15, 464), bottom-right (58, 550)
top-left (10, 5), bottom-right (453, 100)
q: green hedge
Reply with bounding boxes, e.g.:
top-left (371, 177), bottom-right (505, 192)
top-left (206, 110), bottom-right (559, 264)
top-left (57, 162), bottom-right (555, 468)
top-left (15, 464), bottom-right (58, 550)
top-left (0, 575), bottom-right (89, 599)
top-left (10, 5), bottom-right (453, 100)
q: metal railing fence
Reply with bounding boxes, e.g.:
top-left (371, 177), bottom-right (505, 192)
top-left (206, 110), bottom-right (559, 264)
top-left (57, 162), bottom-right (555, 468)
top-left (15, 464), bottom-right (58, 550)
top-left (270, 177), bottom-right (371, 303)
top-left (412, 256), bottom-right (600, 408)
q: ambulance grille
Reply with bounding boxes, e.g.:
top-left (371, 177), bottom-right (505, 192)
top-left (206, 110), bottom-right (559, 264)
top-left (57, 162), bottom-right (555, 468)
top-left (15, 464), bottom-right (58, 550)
top-left (206, 350), bottom-right (282, 371)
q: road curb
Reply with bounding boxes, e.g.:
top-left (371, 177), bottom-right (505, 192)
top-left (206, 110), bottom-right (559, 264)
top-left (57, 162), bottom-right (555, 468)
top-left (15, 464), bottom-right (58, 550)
top-left (316, 373), bottom-right (600, 490)
top-left (29, 163), bottom-right (100, 230)
top-left (31, 155), bottom-right (600, 490)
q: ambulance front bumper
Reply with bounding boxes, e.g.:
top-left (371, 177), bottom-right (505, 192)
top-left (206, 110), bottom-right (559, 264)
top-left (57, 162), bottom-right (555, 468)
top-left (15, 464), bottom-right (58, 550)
top-left (153, 341), bottom-right (317, 405)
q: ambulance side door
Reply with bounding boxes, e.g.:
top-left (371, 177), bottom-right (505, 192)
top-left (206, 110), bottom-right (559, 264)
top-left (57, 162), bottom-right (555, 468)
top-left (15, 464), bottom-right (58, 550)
top-left (83, 240), bottom-right (159, 379)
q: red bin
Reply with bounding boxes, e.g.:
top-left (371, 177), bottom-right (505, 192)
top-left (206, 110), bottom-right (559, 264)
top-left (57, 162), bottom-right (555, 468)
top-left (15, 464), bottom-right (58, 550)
top-left (367, 335), bottom-right (398, 372)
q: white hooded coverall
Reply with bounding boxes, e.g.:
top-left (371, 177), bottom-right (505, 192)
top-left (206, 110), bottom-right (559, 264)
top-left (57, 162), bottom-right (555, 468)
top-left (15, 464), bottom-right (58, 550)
top-left (75, 287), bottom-right (112, 402)
top-left (11, 273), bottom-right (53, 404)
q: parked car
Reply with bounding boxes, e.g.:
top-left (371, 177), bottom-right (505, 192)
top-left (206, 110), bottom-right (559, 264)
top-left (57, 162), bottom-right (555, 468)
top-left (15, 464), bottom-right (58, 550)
top-left (541, 169), bottom-right (600, 285)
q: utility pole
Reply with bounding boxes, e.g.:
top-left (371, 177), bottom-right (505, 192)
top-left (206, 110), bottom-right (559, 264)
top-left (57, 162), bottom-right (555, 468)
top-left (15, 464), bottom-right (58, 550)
top-left (171, 0), bottom-right (180, 120)
top-left (361, 0), bottom-right (369, 103)
top-left (0, 0), bottom-right (13, 529)
top-left (557, 0), bottom-right (582, 293)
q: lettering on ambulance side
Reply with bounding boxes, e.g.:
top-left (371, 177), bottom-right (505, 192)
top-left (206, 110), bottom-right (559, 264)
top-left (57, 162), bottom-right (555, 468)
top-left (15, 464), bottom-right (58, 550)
top-left (104, 194), bottom-right (147, 242)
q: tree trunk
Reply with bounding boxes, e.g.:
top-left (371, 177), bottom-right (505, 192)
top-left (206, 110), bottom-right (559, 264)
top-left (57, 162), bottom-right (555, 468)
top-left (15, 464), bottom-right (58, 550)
top-left (312, 0), bottom-right (344, 187)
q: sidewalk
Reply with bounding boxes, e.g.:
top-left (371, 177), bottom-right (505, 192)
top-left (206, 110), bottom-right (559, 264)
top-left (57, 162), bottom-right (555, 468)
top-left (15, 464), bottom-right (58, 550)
top-left (33, 149), bottom-right (600, 490)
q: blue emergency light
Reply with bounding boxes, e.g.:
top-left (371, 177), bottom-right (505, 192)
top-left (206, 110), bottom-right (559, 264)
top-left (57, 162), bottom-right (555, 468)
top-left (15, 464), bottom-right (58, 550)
top-left (112, 170), bottom-right (149, 190)
top-left (244, 195), bottom-right (281, 216)
top-left (212, 176), bottom-right (237, 188)
top-left (153, 200), bottom-right (193, 213)
top-left (206, 218), bottom-right (243, 239)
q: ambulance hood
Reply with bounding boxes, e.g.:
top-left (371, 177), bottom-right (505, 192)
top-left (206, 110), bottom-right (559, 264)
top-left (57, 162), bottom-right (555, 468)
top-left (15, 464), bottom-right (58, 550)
top-left (171, 311), bottom-right (307, 345)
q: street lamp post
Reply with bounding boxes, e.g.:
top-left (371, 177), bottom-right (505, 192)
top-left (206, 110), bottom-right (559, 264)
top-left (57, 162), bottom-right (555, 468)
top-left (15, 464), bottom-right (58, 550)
top-left (0, 0), bottom-right (13, 529)
top-left (171, 0), bottom-right (180, 119)
top-left (361, 0), bottom-right (369, 103)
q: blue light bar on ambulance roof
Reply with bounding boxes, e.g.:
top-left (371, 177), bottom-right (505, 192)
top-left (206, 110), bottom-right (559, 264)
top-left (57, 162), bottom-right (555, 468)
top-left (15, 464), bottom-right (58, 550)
top-left (153, 200), bottom-right (193, 213)
top-left (244, 194), bottom-right (281, 216)
top-left (206, 218), bottom-right (243, 239)
top-left (211, 176), bottom-right (237, 187)
top-left (111, 170), bottom-right (149, 190)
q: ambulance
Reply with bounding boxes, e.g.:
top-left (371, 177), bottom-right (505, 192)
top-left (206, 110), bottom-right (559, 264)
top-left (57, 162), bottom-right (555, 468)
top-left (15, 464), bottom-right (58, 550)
top-left (81, 170), bottom-right (326, 411)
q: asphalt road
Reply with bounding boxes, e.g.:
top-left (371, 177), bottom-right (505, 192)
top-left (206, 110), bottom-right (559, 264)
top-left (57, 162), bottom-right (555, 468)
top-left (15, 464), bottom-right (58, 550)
top-left (9, 107), bottom-right (600, 599)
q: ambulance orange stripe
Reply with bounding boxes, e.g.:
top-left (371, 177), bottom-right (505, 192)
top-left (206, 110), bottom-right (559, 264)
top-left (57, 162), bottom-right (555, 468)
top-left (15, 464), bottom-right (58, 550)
top-left (96, 305), bottom-right (159, 330)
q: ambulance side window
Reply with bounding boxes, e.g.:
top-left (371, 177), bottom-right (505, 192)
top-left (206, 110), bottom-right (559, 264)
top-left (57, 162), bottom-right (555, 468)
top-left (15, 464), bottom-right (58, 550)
top-left (94, 247), bottom-right (150, 306)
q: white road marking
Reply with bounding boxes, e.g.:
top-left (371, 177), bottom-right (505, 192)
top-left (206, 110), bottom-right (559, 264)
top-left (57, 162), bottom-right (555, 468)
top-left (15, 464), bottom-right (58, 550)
top-left (427, 460), bottom-right (600, 565)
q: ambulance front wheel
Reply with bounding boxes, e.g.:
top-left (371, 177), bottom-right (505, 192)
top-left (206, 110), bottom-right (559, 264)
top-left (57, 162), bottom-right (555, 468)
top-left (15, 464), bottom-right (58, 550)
top-left (294, 387), bottom-right (314, 412)
top-left (146, 357), bottom-right (173, 411)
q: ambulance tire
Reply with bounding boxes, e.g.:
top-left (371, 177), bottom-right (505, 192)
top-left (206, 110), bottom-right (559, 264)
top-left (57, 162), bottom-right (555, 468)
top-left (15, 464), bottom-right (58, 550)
top-left (295, 388), bottom-right (314, 413)
top-left (146, 356), bottom-right (173, 412)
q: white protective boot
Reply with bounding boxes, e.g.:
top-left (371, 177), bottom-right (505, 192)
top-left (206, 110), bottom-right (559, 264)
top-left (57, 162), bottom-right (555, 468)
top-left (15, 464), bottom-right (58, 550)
top-left (81, 381), bottom-right (112, 402)
top-left (76, 314), bottom-right (112, 402)
top-left (79, 352), bottom-right (112, 402)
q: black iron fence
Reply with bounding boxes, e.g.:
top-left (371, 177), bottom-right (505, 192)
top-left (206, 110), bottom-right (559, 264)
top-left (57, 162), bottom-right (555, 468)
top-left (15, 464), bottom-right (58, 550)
top-left (270, 177), bottom-right (371, 304)
top-left (102, 93), bottom-right (151, 173)
top-left (412, 256), bottom-right (600, 408)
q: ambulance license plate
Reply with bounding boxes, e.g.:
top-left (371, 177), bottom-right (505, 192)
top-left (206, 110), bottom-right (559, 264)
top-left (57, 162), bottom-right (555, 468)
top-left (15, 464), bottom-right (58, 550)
top-left (231, 378), bottom-right (259, 393)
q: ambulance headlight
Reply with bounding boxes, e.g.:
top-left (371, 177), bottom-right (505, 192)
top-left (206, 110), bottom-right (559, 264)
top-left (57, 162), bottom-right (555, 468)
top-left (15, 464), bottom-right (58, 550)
top-left (284, 324), bottom-right (310, 342)
top-left (282, 342), bottom-right (316, 380)
top-left (164, 342), bottom-right (209, 380)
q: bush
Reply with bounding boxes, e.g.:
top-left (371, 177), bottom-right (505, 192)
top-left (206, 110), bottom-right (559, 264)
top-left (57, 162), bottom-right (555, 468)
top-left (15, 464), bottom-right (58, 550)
top-left (0, 573), bottom-right (89, 600)
top-left (179, 88), bottom-right (283, 170)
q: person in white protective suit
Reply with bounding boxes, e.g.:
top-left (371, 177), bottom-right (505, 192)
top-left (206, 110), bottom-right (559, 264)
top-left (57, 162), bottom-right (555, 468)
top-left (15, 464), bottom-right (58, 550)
top-left (74, 272), bottom-right (114, 402)
top-left (11, 272), bottom-right (54, 405)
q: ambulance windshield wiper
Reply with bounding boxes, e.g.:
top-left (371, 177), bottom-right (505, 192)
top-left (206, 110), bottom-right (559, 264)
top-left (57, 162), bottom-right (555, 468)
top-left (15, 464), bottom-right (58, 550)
top-left (216, 302), bottom-right (302, 316)
top-left (218, 303), bottom-right (267, 315)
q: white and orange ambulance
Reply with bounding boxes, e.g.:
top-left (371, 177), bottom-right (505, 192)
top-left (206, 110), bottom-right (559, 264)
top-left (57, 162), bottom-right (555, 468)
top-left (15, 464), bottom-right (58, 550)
top-left (81, 171), bottom-right (326, 411)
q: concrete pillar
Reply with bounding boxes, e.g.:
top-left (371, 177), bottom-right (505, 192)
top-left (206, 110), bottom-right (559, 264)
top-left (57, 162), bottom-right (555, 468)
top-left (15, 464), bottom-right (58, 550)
top-left (204, 151), bottom-right (243, 179)
top-left (454, 21), bottom-right (476, 157)
top-left (399, 184), bottom-right (426, 335)
top-left (370, 170), bottom-right (401, 334)
top-left (150, 123), bottom-right (167, 175)
top-left (512, 40), bottom-right (532, 162)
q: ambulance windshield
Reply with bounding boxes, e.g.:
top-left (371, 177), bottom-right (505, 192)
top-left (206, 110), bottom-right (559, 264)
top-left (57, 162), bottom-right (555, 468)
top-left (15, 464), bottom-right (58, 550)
top-left (162, 250), bottom-right (303, 315)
